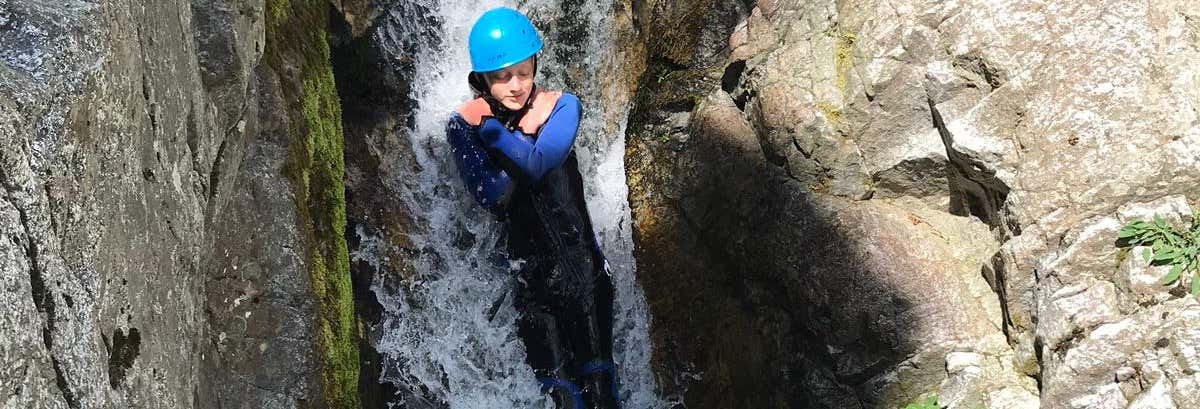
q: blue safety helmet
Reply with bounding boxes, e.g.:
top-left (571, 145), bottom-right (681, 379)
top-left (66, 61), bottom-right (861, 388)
top-left (468, 7), bottom-right (543, 73)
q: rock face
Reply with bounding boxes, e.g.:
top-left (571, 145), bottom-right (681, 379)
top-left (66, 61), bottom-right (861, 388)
top-left (0, 0), bottom-right (370, 408)
top-left (2, 1), bottom-right (236, 407)
top-left (329, 3), bottom-right (419, 406)
top-left (624, 0), bottom-right (1199, 408)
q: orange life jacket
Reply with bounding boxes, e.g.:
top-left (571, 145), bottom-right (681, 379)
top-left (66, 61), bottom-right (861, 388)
top-left (456, 89), bottom-right (563, 136)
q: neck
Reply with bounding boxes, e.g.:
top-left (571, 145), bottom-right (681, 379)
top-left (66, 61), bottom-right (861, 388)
top-left (489, 85), bottom-right (537, 127)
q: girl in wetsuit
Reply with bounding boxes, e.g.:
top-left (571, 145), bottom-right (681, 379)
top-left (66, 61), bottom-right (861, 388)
top-left (444, 7), bottom-right (619, 409)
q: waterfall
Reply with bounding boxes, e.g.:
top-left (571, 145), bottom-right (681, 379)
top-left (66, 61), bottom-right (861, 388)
top-left (356, 1), bottom-right (666, 407)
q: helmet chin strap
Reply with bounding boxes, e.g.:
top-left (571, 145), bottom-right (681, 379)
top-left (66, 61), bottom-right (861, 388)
top-left (469, 57), bottom-right (539, 130)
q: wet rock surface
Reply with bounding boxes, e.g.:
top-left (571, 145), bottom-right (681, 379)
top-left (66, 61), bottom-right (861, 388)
top-left (329, 3), bottom-right (417, 407)
top-left (0, 0), bottom-right (374, 407)
top-left (2, 1), bottom-right (230, 407)
top-left (201, 64), bottom-right (323, 408)
top-left (624, 0), bottom-right (1199, 408)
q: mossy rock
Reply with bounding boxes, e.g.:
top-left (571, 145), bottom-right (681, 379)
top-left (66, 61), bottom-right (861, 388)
top-left (265, 0), bottom-right (361, 407)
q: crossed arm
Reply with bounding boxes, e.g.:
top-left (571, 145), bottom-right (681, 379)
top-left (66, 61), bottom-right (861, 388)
top-left (445, 93), bottom-right (582, 212)
top-left (477, 93), bottom-right (581, 182)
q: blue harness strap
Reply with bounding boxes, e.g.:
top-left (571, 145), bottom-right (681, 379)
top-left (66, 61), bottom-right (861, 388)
top-left (539, 377), bottom-right (586, 409)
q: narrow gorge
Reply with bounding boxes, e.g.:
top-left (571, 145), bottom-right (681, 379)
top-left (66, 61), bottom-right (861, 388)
top-left (1, 1), bottom-right (1197, 409)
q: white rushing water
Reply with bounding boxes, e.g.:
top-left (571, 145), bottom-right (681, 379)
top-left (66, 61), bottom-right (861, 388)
top-left (359, 0), bottom-right (666, 407)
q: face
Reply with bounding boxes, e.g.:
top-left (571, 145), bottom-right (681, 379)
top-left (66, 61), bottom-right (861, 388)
top-left (484, 57), bottom-right (535, 110)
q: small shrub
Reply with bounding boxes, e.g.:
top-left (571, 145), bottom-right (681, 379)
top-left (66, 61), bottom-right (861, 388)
top-left (1117, 213), bottom-right (1200, 296)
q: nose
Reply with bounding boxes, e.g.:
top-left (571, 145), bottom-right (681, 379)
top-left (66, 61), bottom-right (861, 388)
top-left (505, 75), bottom-right (522, 93)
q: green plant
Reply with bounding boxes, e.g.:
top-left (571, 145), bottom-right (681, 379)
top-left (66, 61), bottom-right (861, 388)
top-left (902, 394), bottom-right (939, 409)
top-left (1117, 213), bottom-right (1200, 296)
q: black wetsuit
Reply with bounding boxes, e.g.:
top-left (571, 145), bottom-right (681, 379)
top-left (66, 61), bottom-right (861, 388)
top-left (506, 152), bottom-right (618, 409)
top-left (446, 90), bottom-right (619, 409)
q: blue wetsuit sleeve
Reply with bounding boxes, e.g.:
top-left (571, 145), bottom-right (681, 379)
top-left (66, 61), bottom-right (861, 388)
top-left (446, 114), bottom-right (512, 213)
top-left (477, 93), bottom-right (582, 182)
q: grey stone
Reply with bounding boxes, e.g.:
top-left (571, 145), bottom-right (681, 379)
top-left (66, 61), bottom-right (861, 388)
top-left (625, 0), bottom-right (1200, 408)
top-left (1066, 383), bottom-right (1127, 409)
top-left (191, 0), bottom-right (265, 152)
top-left (0, 0), bottom-right (374, 407)
top-left (199, 67), bottom-right (320, 409)
top-left (945, 352), bottom-right (982, 374)
top-left (1116, 366), bottom-right (1137, 382)
top-left (1128, 377), bottom-right (1177, 409)
top-left (1118, 246), bottom-right (1175, 306)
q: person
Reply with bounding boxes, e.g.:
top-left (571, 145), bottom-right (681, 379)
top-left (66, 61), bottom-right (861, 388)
top-left (444, 7), bottom-right (620, 409)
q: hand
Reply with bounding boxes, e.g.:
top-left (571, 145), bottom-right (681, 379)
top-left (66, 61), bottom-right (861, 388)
top-left (517, 90), bottom-right (562, 134)
top-left (478, 117), bottom-right (508, 145)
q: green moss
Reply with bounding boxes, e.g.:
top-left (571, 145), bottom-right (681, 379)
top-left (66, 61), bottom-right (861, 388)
top-left (835, 31), bottom-right (857, 93)
top-left (901, 394), bottom-right (938, 409)
top-left (1115, 246), bottom-right (1131, 270)
top-left (267, 0), bottom-right (291, 29)
top-left (816, 100), bottom-right (844, 125)
top-left (299, 68), bottom-right (359, 409)
top-left (628, 62), bottom-right (709, 132)
top-left (656, 131), bottom-right (673, 144)
top-left (807, 178), bottom-right (832, 192)
top-left (266, 0), bottom-right (360, 407)
top-left (647, 0), bottom-right (716, 66)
